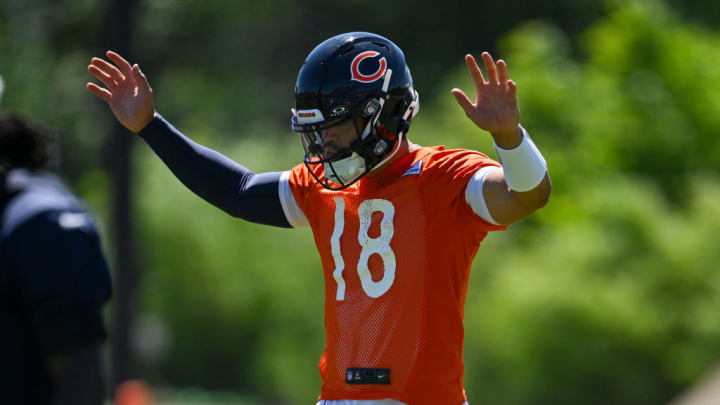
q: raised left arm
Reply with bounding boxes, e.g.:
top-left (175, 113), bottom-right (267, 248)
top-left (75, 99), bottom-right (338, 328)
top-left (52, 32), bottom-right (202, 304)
top-left (452, 52), bottom-right (551, 224)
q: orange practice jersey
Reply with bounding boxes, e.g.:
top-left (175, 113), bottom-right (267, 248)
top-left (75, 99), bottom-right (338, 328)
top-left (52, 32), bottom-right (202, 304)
top-left (288, 146), bottom-right (507, 405)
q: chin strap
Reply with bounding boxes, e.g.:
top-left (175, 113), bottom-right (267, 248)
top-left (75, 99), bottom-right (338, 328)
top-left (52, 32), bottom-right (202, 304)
top-left (377, 69), bottom-right (393, 111)
top-left (399, 91), bottom-right (419, 135)
top-left (365, 80), bottom-right (420, 174)
top-left (360, 69), bottom-right (394, 140)
top-left (405, 90), bottom-right (420, 120)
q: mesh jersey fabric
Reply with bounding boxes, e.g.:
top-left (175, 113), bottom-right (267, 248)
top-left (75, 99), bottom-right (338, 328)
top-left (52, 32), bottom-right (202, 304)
top-left (288, 146), bottom-right (507, 405)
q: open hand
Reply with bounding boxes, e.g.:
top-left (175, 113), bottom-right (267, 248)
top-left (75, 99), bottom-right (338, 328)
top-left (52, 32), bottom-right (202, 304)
top-left (86, 51), bottom-right (155, 133)
top-left (451, 52), bottom-right (520, 143)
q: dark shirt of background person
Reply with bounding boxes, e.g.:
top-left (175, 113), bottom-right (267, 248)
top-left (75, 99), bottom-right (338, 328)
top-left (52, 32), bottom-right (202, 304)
top-left (0, 113), bottom-right (112, 405)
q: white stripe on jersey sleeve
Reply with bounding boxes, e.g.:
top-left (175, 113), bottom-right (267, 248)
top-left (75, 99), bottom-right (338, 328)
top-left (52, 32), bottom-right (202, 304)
top-left (465, 165), bottom-right (501, 225)
top-left (279, 171), bottom-right (309, 228)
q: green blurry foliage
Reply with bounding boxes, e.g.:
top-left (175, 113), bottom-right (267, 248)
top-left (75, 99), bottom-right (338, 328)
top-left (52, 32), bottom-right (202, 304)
top-left (131, 1), bottom-right (720, 404)
top-left (506, 0), bottom-right (720, 202)
top-left (135, 134), bottom-right (324, 403)
top-left (0, 0), bottom-right (110, 179)
top-left (463, 177), bottom-right (720, 404)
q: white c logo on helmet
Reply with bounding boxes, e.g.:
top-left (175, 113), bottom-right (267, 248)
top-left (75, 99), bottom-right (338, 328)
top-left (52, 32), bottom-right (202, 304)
top-left (350, 51), bottom-right (387, 83)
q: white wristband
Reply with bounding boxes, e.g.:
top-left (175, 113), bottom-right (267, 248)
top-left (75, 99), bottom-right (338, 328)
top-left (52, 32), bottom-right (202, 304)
top-left (494, 127), bottom-right (547, 192)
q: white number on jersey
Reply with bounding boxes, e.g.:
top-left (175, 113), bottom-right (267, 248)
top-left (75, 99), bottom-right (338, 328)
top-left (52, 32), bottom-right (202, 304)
top-left (330, 198), bottom-right (397, 300)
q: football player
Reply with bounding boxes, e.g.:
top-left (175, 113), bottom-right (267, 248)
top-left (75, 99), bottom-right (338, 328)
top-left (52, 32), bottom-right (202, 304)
top-left (0, 113), bottom-right (112, 405)
top-left (87, 32), bottom-right (551, 405)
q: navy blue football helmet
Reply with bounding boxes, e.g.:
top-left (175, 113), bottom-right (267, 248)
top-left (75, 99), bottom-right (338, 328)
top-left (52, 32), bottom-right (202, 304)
top-left (291, 32), bottom-right (420, 190)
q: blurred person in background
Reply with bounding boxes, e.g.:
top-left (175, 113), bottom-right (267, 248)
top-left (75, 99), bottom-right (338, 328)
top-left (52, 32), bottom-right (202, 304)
top-left (87, 32), bottom-right (550, 405)
top-left (0, 95), bottom-right (112, 404)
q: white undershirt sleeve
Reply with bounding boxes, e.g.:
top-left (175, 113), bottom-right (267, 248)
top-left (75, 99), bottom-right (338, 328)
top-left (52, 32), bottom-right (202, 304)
top-left (465, 165), bottom-right (501, 225)
top-left (278, 171), bottom-right (309, 228)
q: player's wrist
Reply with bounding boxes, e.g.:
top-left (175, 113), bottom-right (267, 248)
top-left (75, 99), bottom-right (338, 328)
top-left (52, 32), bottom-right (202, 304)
top-left (494, 126), bottom-right (547, 192)
top-left (490, 125), bottom-right (522, 149)
top-left (130, 110), bottom-right (157, 134)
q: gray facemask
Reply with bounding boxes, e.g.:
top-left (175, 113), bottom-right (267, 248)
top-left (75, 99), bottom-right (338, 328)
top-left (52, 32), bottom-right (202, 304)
top-left (324, 152), bottom-right (366, 185)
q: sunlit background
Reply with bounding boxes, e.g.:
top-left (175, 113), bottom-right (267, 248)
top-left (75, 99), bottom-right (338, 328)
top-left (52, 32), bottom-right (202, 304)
top-left (2, 0), bottom-right (720, 403)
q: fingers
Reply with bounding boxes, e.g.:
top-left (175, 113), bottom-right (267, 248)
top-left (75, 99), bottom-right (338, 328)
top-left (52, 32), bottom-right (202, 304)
top-left (468, 52), bottom-right (514, 91)
top-left (86, 82), bottom-right (112, 104)
top-left (482, 52), bottom-right (499, 84)
top-left (451, 88), bottom-right (474, 116)
top-left (508, 80), bottom-right (517, 97)
top-left (465, 54), bottom-right (487, 88)
top-left (88, 65), bottom-right (116, 90)
top-left (90, 57), bottom-right (125, 82)
top-left (498, 59), bottom-right (509, 84)
top-left (106, 50), bottom-right (135, 78)
top-left (132, 64), bottom-right (152, 93)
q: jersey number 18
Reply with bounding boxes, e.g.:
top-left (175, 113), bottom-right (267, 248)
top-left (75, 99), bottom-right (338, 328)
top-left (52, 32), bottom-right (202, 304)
top-left (331, 197), bottom-right (396, 300)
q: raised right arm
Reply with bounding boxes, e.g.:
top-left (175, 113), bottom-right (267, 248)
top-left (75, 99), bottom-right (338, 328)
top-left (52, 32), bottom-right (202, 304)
top-left (86, 51), bottom-right (294, 227)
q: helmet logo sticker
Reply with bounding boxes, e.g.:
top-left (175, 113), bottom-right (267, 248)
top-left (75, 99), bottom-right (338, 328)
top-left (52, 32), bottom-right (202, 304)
top-left (350, 51), bottom-right (387, 83)
top-left (331, 106), bottom-right (348, 117)
top-left (294, 108), bottom-right (325, 124)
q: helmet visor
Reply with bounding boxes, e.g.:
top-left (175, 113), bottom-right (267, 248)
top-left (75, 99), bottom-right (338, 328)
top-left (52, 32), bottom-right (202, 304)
top-left (297, 127), bottom-right (356, 165)
top-left (292, 105), bottom-right (365, 164)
